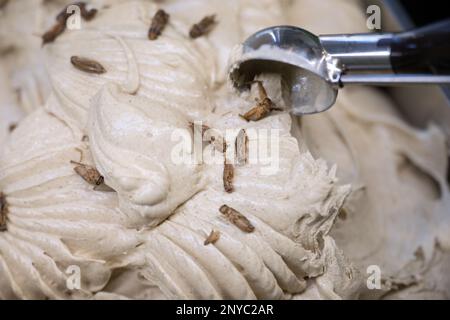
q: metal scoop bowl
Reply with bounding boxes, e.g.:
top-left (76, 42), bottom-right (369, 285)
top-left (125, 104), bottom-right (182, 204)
top-left (229, 20), bottom-right (450, 115)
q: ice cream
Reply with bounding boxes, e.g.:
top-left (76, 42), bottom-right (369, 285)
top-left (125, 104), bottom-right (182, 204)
top-left (289, 0), bottom-right (450, 299)
top-left (0, 0), bottom-right (449, 300)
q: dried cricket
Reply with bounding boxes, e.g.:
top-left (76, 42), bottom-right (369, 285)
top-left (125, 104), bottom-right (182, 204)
top-left (219, 205), bottom-right (254, 233)
top-left (189, 121), bottom-right (210, 136)
top-left (239, 81), bottom-right (283, 122)
top-left (235, 129), bottom-right (248, 165)
top-left (42, 2), bottom-right (97, 45)
top-left (148, 9), bottom-right (170, 40)
top-left (0, 192), bottom-right (7, 232)
top-left (70, 160), bottom-right (104, 186)
top-left (42, 22), bottom-right (66, 45)
top-left (189, 121), bottom-right (226, 153)
top-left (0, 45), bottom-right (14, 57)
top-left (210, 132), bottom-right (226, 153)
top-left (223, 163), bottom-right (234, 193)
top-left (189, 15), bottom-right (217, 38)
top-left (8, 123), bottom-right (17, 133)
top-left (204, 229), bottom-right (220, 245)
top-left (78, 2), bottom-right (97, 20)
top-left (70, 56), bottom-right (106, 74)
top-left (0, 0), bottom-right (9, 10)
top-left (338, 207), bottom-right (348, 220)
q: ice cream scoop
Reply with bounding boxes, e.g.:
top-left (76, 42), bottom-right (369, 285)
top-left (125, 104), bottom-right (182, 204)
top-left (229, 19), bottom-right (450, 115)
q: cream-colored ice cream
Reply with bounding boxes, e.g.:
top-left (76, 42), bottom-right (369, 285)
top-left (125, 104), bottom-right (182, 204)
top-left (0, 0), bottom-right (449, 300)
top-left (289, 0), bottom-right (450, 299)
top-left (0, 0), bottom-right (66, 114)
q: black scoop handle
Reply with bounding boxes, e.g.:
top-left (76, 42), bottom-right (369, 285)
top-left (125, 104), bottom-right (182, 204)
top-left (388, 19), bottom-right (450, 74)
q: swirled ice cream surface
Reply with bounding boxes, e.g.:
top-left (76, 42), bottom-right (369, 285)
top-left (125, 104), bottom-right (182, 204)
top-left (0, 0), bottom-right (449, 300)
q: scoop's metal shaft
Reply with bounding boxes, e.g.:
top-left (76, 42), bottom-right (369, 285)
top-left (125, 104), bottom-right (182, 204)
top-left (321, 32), bottom-right (450, 85)
top-left (340, 74), bottom-right (450, 85)
top-left (319, 33), bottom-right (393, 72)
